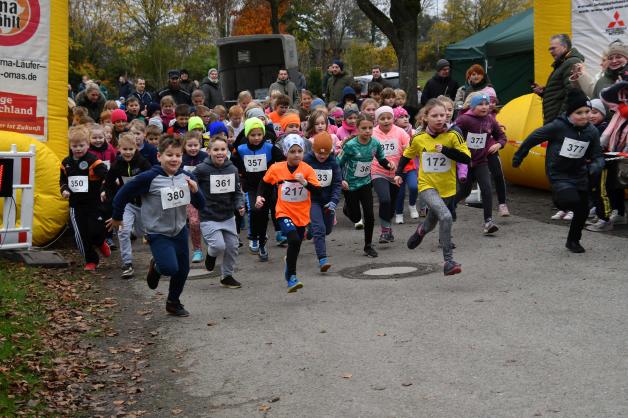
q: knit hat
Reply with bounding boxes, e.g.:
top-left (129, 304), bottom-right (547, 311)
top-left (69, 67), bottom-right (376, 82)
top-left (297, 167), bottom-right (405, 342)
top-left (244, 117), bottom-right (266, 136)
top-left (343, 104), bottom-right (359, 118)
top-left (311, 98), bottom-right (325, 109)
top-left (148, 102), bottom-right (161, 116)
top-left (209, 121), bottom-right (228, 137)
top-left (375, 106), bottom-right (394, 121)
top-left (188, 116), bottom-right (205, 132)
top-left (436, 59), bottom-right (450, 71)
top-left (393, 107), bottom-right (409, 120)
top-left (208, 68), bottom-right (218, 76)
top-left (280, 113), bottom-right (301, 131)
top-left (565, 89), bottom-right (591, 115)
top-left (148, 117), bottom-right (163, 131)
top-left (168, 69), bottom-right (180, 79)
top-left (312, 132), bottom-right (333, 154)
top-left (470, 94), bottom-right (490, 109)
top-left (245, 107), bottom-right (265, 119)
top-left (330, 107), bottom-right (344, 119)
top-left (590, 99), bottom-right (606, 117)
top-left (111, 109), bottom-right (127, 123)
top-left (606, 41), bottom-right (628, 58)
top-left (600, 80), bottom-right (628, 105)
top-left (332, 59), bottom-right (344, 71)
top-left (282, 134), bottom-right (305, 156)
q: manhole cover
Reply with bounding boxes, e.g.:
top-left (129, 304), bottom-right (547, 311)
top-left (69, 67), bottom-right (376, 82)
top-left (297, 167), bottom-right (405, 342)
top-left (339, 262), bottom-right (438, 280)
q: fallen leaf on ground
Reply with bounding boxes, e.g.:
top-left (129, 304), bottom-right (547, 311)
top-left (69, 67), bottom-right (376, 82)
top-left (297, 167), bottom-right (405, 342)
top-left (259, 404), bottom-right (271, 412)
top-left (341, 373), bottom-right (352, 379)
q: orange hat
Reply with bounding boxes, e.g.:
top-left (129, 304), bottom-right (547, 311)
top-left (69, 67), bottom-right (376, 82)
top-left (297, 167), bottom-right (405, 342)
top-left (312, 132), bottom-right (333, 154)
top-left (280, 113), bottom-right (301, 132)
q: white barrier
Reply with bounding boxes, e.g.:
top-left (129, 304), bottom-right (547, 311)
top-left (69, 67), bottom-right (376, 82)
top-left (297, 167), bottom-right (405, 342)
top-left (0, 144), bottom-right (36, 250)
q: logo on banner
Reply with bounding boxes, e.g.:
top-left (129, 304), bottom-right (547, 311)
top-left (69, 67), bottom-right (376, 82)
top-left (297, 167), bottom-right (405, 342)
top-left (606, 11), bottom-right (626, 36)
top-left (0, 0), bottom-right (40, 46)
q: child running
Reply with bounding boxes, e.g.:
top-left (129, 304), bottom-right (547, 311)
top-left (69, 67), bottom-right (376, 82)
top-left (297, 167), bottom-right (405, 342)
top-left (395, 99), bottom-right (471, 275)
top-left (195, 136), bottom-right (246, 288)
top-left (108, 135), bottom-right (206, 317)
top-left (182, 131), bottom-right (209, 263)
top-left (392, 106), bottom-right (419, 224)
top-left (338, 113), bottom-right (395, 257)
top-left (256, 134), bottom-right (320, 292)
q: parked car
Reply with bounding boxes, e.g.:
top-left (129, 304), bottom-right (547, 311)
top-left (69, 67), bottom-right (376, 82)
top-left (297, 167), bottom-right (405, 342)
top-left (354, 72), bottom-right (400, 97)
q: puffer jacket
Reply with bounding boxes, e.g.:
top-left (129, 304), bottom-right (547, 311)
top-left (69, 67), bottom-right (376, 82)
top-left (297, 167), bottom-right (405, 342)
top-left (541, 48), bottom-right (585, 124)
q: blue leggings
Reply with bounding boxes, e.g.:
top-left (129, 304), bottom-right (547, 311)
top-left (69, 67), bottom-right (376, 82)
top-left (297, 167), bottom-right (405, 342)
top-left (395, 169), bottom-right (418, 214)
top-left (147, 227), bottom-right (190, 303)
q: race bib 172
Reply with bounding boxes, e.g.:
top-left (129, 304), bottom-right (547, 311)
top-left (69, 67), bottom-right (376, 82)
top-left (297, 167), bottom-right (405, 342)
top-left (421, 152), bottom-right (451, 173)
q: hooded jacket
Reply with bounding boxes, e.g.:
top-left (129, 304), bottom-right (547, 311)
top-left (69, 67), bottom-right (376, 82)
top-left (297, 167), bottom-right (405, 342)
top-left (303, 152), bottom-right (342, 205)
top-left (231, 139), bottom-right (284, 192)
top-left (454, 110), bottom-right (507, 167)
top-left (88, 142), bottom-right (117, 168)
top-left (339, 86), bottom-right (359, 109)
top-left (103, 152), bottom-right (152, 206)
top-left (60, 153), bottom-right (108, 208)
top-left (541, 48), bottom-right (585, 124)
top-left (269, 78), bottom-right (299, 107)
top-left (75, 90), bottom-right (106, 122)
top-left (200, 77), bottom-right (225, 109)
top-left (325, 71), bottom-right (354, 103)
top-left (194, 158), bottom-right (245, 222)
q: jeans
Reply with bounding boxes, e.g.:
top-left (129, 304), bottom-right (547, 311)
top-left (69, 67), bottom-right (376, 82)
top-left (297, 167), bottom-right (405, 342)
top-left (310, 202), bottom-right (335, 259)
top-left (147, 227), bottom-right (190, 303)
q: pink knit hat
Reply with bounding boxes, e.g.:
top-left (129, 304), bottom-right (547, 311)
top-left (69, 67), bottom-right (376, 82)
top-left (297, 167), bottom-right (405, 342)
top-left (393, 107), bottom-right (409, 120)
top-left (111, 109), bottom-right (127, 123)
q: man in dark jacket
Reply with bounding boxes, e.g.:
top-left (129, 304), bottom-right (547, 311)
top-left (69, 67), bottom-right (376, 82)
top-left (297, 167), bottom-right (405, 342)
top-left (532, 34), bottom-right (584, 124)
top-left (131, 78), bottom-right (153, 112)
top-left (269, 68), bottom-right (299, 107)
top-left (371, 65), bottom-right (390, 88)
top-left (200, 68), bottom-right (225, 109)
top-left (179, 69), bottom-right (195, 94)
top-left (158, 70), bottom-right (191, 105)
top-left (118, 75), bottom-right (133, 100)
top-left (420, 59), bottom-right (459, 106)
top-left (325, 60), bottom-right (354, 103)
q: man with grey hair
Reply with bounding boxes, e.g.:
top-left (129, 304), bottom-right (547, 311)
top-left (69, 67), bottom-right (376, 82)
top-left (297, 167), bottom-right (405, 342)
top-left (200, 68), bottom-right (225, 109)
top-left (532, 34), bottom-right (584, 124)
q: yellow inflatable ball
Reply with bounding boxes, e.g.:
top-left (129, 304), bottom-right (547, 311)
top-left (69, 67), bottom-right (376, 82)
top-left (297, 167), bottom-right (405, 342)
top-left (0, 132), bottom-right (68, 247)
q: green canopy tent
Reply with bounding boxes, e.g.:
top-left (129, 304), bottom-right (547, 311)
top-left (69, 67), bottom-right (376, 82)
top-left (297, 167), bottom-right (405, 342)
top-left (445, 9), bottom-right (533, 105)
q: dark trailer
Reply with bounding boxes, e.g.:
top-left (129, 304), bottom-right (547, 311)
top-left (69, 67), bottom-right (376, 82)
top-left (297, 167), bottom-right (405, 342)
top-left (217, 34), bottom-right (299, 104)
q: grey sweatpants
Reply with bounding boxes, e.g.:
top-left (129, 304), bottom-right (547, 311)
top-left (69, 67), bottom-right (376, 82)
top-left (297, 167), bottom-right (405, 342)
top-left (419, 188), bottom-right (454, 262)
top-left (200, 217), bottom-right (239, 277)
top-left (118, 203), bottom-right (144, 265)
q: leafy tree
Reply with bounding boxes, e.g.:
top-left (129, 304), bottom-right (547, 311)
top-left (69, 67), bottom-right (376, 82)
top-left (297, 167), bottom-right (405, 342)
top-left (232, 0), bottom-right (289, 35)
top-left (344, 43), bottom-right (397, 76)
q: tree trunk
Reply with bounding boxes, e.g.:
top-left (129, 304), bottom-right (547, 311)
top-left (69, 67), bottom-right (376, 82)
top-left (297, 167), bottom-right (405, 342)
top-left (268, 0), bottom-right (280, 34)
top-left (395, 21), bottom-right (419, 108)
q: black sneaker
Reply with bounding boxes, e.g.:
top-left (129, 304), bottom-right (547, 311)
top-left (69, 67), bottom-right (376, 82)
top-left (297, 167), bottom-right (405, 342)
top-left (205, 255), bottom-right (217, 272)
top-left (364, 245), bottom-right (378, 258)
top-left (566, 241), bottom-right (585, 253)
top-left (121, 263), bottom-right (134, 279)
top-left (166, 300), bottom-right (190, 317)
top-left (146, 258), bottom-right (161, 289)
top-left (220, 275), bottom-right (242, 289)
top-left (407, 226), bottom-right (425, 249)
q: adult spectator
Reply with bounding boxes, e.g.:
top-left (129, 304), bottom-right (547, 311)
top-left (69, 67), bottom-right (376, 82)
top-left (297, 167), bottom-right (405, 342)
top-left (532, 34), bottom-right (584, 124)
top-left (454, 64), bottom-right (492, 109)
top-left (200, 68), bottom-right (225, 109)
top-left (158, 69), bottom-right (191, 105)
top-left (68, 84), bottom-right (75, 101)
top-left (325, 60), bottom-right (353, 104)
top-left (75, 83), bottom-right (106, 122)
top-left (371, 65), bottom-right (389, 88)
top-left (269, 68), bottom-right (299, 107)
top-left (420, 59), bottom-right (459, 106)
top-left (78, 75), bottom-right (89, 92)
top-left (322, 64), bottom-right (333, 99)
top-left (117, 75), bottom-right (133, 99)
top-left (573, 41), bottom-right (627, 99)
top-left (295, 71), bottom-right (307, 92)
top-left (179, 69), bottom-right (195, 94)
top-left (131, 78), bottom-right (153, 112)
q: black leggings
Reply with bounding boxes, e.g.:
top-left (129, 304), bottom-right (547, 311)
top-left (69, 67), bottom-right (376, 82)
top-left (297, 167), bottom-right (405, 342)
top-left (552, 183), bottom-right (588, 243)
top-left (277, 217), bottom-right (305, 277)
top-left (372, 177), bottom-right (400, 226)
top-left (455, 164), bottom-right (493, 221)
top-left (245, 191), bottom-right (269, 246)
top-left (487, 152), bottom-right (507, 205)
top-left (343, 183), bottom-right (375, 247)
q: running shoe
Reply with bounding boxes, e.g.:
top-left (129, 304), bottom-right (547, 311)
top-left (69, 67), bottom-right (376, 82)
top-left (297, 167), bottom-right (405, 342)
top-left (287, 275), bottom-right (303, 293)
top-left (395, 214), bottom-right (404, 224)
top-left (192, 249), bottom-right (203, 263)
top-left (121, 263), bottom-right (134, 279)
top-left (483, 220), bottom-right (499, 235)
top-left (407, 225), bottom-right (425, 249)
top-left (585, 219), bottom-right (613, 232)
top-left (379, 229), bottom-right (393, 244)
top-left (166, 300), bottom-right (190, 317)
top-left (363, 244), bottom-right (378, 258)
top-left (220, 275), bottom-right (242, 289)
top-left (498, 204), bottom-right (510, 217)
top-left (248, 239), bottom-right (259, 253)
top-left (565, 241), bottom-right (585, 253)
top-left (588, 207), bottom-right (597, 218)
top-left (99, 240), bottom-right (111, 258)
top-left (443, 261), bottom-right (462, 276)
top-left (275, 231), bottom-right (288, 246)
top-left (106, 237), bottom-right (117, 251)
top-left (610, 210), bottom-right (627, 225)
top-left (354, 219), bottom-right (364, 230)
top-left (146, 258), bottom-right (161, 289)
top-left (258, 244), bottom-right (269, 262)
top-left (551, 210), bottom-right (567, 220)
top-left (319, 257), bottom-right (331, 272)
top-left (409, 205), bottom-right (419, 219)
top-left (84, 262), bottom-right (97, 271)
top-left (205, 255), bottom-right (216, 272)
top-left (563, 211), bottom-right (574, 221)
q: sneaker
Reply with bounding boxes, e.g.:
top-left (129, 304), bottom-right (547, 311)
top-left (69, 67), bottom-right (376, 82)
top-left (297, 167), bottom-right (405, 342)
top-left (287, 275), bottom-right (303, 293)
top-left (409, 205), bottom-right (419, 219)
top-left (585, 219), bottom-right (613, 232)
top-left (419, 207), bottom-right (428, 218)
top-left (610, 211), bottom-right (627, 225)
top-left (319, 257), bottom-right (331, 272)
top-left (84, 262), bottom-right (97, 271)
top-left (395, 214), bottom-right (404, 224)
top-left (220, 275), bottom-right (242, 289)
top-left (121, 263), bottom-right (134, 279)
top-left (258, 244), bottom-right (269, 262)
top-left (483, 220), bottom-right (499, 235)
top-left (563, 211), bottom-right (574, 221)
top-left (248, 239), bottom-right (259, 254)
top-left (565, 241), bottom-right (585, 253)
top-left (355, 219), bottom-right (364, 230)
top-left (205, 255), bottom-right (216, 272)
top-left (379, 229), bottom-right (392, 244)
top-left (407, 225), bottom-right (425, 249)
top-left (106, 237), bottom-right (117, 251)
top-left (586, 216), bottom-right (599, 225)
top-left (275, 231), bottom-right (288, 246)
top-left (146, 258), bottom-right (161, 290)
top-left (588, 207), bottom-right (597, 218)
top-left (443, 261), bottom-right (462, 276)
top-left (99, 241), bottom-right (111, 258)
top-left (498, 204), bottom-right (510, 217)
top-left (551, 210), bottom-right (567, 220)
top-left (364, 244), bottom-right (378, 258)
top-left (166, 300), bottom-right (190, 317)
top-left (192, 249), bottom-right (203, 263)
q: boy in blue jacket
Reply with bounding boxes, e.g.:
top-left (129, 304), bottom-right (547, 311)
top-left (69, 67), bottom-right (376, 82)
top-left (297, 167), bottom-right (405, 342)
top-left (303, 132), bottom-right (342, 271)
top-left (107, 135), bottom-right (206, 317)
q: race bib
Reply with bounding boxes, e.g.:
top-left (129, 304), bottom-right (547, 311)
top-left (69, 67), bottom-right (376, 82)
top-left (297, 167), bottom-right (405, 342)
top-left (281, 181), bottom-right (308, 202)
top-left (210, 174), bottom-right (236, 194)
top-left (381, 140), bottom-right (398, 156)
top-left (183, 165), bottom-right (196, 173)
top-left (160, 185), bottom-right (190, 209)
top-left (421, 152), bottom-right (451, 173)
top-left (243, 154), bottom-right (267, 172)
top-left (68, 176), bottom-right (88, 193)
top-left (559, 137), bottom-right (589, 159)
top-left (315, 169), bottom-right (332, 187)
top-left (102, 160), bottom-right (111, 169)
top-left (467, 132), bottom-right (487, 150)
top-left (354, 161), bottom-right (371, 177)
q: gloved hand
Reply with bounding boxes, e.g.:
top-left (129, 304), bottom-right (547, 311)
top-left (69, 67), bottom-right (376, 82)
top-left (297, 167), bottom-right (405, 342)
top-left (324, 201), bottom-right (337, 212)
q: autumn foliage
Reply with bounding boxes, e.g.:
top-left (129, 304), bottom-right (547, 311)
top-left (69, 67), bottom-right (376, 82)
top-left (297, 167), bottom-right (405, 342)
top-left (232, 0), bottom-right (289, 35)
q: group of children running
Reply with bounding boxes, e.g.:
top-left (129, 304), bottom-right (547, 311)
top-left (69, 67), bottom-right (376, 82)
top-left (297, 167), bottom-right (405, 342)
top-left (62, 74), bottom-right (625, 317)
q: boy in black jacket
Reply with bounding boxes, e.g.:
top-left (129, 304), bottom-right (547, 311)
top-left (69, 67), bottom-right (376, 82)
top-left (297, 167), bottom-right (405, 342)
top-left (61, 126), bottom-right (110, 271)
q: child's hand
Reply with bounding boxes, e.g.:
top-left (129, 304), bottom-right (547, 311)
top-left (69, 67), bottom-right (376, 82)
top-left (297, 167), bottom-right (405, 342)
top-left (341, 180), bottom-right (349, 191)
top-left (238, 207), bottom-right (245, 216)
top-left (394, 176), bottom-right (403, 186)
top-left (255, 196), bottom-right (265, 209)
top-left (115, 178), bottom-right (121, 186)
top-left (488, 144), bottom-right (501, 154)
top-left (186, 177), bottom-right (198, 193)
top-left (294, 173), bottom-right (306, 185)
top-left (100, 191), bottom-right (107, 202)
top-left (387, 161), bottom-right (396, 172)
top-left (105, 218), bottom-right (122, 231)
top-left (435, 144), bottom-right (443, 152)
top-left (62, 190), bottom-right (70, 199)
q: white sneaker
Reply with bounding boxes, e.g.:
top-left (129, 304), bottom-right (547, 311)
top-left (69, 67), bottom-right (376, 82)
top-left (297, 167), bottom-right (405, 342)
top-left (610, 211), bottom-right (627, 225)
top-left (563, 211), bottom-right (574, 221)
top-left (395, 214), bottom-right (404, 224)
top-left (498, 204), bottom-right (510, 217)
top-left (588, 207), bottom-right (596, 218)
top-left (585, 219), bottom-right (613, 232)
top-left (354, 219), bottom-right (364, 230)
top-left (409, 205), bottom-right (419, 219)
top-left (551, 210), bottom-right (567, 220)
